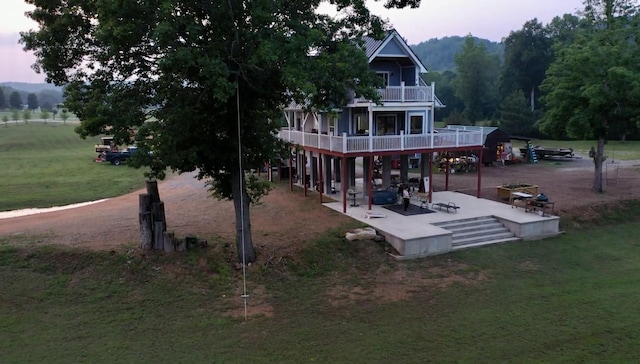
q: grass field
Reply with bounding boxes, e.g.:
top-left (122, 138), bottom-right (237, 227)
top-left (1, 205), bottom-right (640, 362)
top-left (0, 123), bottom-right (147, 211)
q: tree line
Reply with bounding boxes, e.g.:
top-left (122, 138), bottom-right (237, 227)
top-left (421, 3), bottom-right (640, 147)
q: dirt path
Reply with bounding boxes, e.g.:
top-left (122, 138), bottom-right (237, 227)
top-left (1, 157), bottom-right (639, 253)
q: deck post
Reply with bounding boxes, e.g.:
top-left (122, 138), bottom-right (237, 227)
top-left (400, 130), bottom-right (405, 151)
top-left (477, 146), bottom-right (483, 198)
top-left (318, 152), bottom-right (324, 203)
top-left (428, 152), bottom-right (433, 202)
top-left (342, 156), bottom-right (348, 213)
top-left (401, 81), bottom-right (405, 102)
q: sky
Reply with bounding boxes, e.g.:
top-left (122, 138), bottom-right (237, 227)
top-left (1, 0), bottom-right (584, 84)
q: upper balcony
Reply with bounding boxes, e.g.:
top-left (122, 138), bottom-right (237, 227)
top-left (277, 128), bottom-right (483, 155)
top-left (352, 81), bottom-right (434, 105)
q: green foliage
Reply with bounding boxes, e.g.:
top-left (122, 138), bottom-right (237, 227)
top-left (453, 36), bottom-right (501, 125)
top-left (27, 93), bottom-right (39, 110)
top-left (9, 91), bottom-right (22, 109)
top-left (21, 109), bottom-right (31, 124)
top-left (2, 115), bottom-right (8, 127)
top-left (423, 70), bottom-right (463, 121)
top-left (411, 36), bottom-right (504, 72)
top-left (500, 19), bottom-right (553, 110)
top-left (0, 124), bottom-right (146, 211)
top-left (498, 90), bottom-right (536, 136)
top-left (0, 87), bottom-right (6, 109)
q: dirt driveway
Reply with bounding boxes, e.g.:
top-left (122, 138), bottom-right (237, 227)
top-left (1, 154), bottom-right (639, 254)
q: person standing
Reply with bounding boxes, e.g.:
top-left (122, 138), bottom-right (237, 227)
top-left (402, 185), bottom-right (411, 211)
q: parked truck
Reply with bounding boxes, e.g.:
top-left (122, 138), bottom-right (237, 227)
top-left (100, 147), bottom-right (138, 165)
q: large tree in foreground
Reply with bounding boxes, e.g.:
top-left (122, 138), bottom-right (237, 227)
top-left (540, 0), bottom-right (640, 192)
top-left (21, 0), bottom-right (420, 263)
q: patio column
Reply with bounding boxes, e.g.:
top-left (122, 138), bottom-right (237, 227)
top-left (342, 157), bottom-right (348, 213)
top-left (324, 154), bottom-right (333, 195)
top-left (477, 146), bottom-right (483, 198)
top-left (318, 152), bottom-right (324, 203)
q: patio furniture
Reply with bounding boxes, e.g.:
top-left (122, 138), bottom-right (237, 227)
top-left (433, 202), bottom-right (459, 213)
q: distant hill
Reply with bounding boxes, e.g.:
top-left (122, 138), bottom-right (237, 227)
top-left (410, 36), bottom-right (504, 72)
top-left (0, 82), bottom-right (63, 94)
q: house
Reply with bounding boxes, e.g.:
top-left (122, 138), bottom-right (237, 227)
top-left (277, 30), bottom-right (486, 212)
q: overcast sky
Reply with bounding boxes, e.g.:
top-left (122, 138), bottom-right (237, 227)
top-left (1, 0), bottom-right (584, 83)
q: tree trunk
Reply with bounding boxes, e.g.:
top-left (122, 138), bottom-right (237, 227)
top-left (593, 137), bottom-right (605, 192)
top-left (231, 163), bottom-right (256, 263)
top-left (530, 87), bottom-right (535, 111)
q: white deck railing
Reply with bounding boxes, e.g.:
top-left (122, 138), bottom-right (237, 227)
top-left (353, 83), bottom-right (433, 103)
top-left (277, 128), bottom-right (483, 154)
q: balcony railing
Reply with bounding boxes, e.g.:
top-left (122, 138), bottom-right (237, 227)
top-left (353, 82), bottom-right (433, 103)
top-left (277, 128), bottom-right (484, 154)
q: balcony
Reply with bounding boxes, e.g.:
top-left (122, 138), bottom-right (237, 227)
top-left (353, 82), bottom-right (433, 104)
top-left (277, 128), bottom-right (484, 155)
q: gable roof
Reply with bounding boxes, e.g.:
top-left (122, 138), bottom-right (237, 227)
top-left (362, 29), bottom-right (428, 73)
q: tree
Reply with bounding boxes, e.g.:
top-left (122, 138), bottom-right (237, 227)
top-left (9, 91), bottom-right (22, 109)
top-left (423, 70), bottom-right (463, 121)
top-left (540, 0), bottom-right (640, 192)
top-left (11, 109), bottom-right (20, 124)
top-left (22, 109), bottom-right (31, 124)
top-left (497, 90), bottom-right (536, 137)
top-left (2, 115), bottom-right (8, 127)
top-left (500, 19), bottom-right (553, 111)
top-left (41, 109), bottom-right (50, 124)
top-left (27, 93), bottom-right (39, 110)
top-left (22, 0), bottom-right (421, 263)
top-left (0, 88), bottom-right (6, 109)
top-left (60, 109), bottom-right (69, 124)
top-left (453, 36), bottom-right (501, 124)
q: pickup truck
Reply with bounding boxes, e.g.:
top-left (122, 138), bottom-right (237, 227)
top-left (100, 147), bottom-right (138, 165)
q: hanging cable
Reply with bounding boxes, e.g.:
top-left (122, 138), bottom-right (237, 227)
top-left (236, 78), bottom-right (249, 321)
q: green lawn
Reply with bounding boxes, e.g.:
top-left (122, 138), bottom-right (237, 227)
top-left (1, 206), bottom-right (640, 362)
top-left (0, 123), bottom-right (147, 211)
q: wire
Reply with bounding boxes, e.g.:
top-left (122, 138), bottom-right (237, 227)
top-left (236, 78), bottom-right (249, 321)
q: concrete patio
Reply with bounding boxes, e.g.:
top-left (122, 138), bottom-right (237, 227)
top-left (322, 190), bottom-right (561, 259)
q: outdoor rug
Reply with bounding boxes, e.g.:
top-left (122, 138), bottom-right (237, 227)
top-left (382, 203), bottom-right (435, 216)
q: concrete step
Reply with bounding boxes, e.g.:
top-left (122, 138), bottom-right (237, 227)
top-left (453, 231), bottom-right (518, 246)
top-left (452, 237), bottom-right (522, 251)
top-left (433, 215), bottom-right (520, 249)
top-left (447, 222), bottom-right (505, 235)
top-left (452, 226), bottom-right (511, 240)
top-left (432, 216), bottom-right (497, 230)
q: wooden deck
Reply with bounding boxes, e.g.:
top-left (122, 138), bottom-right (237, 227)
top-left (277, 128), bottom-right (484, 155)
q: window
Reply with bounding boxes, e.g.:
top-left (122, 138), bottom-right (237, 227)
top-left (376, 115), bottom-right (396, 135)
top-left (376, 72), bottom-right (390, 87)
top-left (328, 113), bottom-right (338, 136)
top-left (354, 113), bottom-right (368, 134)
top-left (410, 115), bottom-right (423, 134)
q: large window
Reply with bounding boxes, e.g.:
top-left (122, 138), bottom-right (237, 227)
top-left (376, 115), bottom-right (396, 135)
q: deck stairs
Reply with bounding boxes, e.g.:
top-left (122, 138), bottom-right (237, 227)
top-left (432, 216), bottom-right (520, 250)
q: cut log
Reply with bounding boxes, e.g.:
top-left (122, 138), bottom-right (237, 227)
top-left (163, 231), bottom-right (175, 252)
top-left (139, 211), bottom-right (153, 250)
top-left (154, 221), bottom-right (164, 250)
top-left (152, 202), bottom-right (167, 231)
top-left (146, 180), bottom-right (161, 203)
top-left (139, 193), bottom-right (151, 214)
